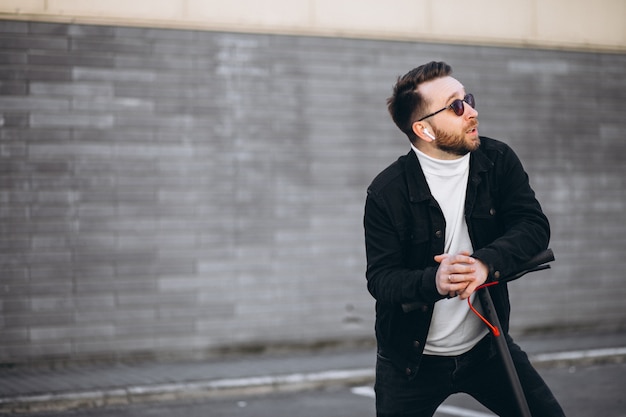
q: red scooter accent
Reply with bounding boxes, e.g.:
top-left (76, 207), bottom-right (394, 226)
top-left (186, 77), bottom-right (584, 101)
top-left (468, 281), bottom-right (501, 336)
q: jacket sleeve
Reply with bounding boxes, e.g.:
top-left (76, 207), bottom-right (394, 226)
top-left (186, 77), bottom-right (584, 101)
top-left (471, 145), bottom-right (550, 281)
top-left (364, 189), bottom-right (444, 305)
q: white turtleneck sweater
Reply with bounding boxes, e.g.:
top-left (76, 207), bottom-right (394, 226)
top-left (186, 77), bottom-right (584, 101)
top-left (412, 145), bottom-right (488, 356)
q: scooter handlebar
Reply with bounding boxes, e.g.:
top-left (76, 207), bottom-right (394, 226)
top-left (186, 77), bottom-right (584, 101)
top-left (514, 248), bottom-right (554, 274)
top-left (497, 248), bottom-right (555, 284)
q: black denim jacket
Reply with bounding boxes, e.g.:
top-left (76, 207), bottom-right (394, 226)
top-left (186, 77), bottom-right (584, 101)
top-left (363, 137), bottom-right (550, 376)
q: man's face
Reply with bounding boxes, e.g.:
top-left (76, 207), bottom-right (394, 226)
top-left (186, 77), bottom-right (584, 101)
top-left (418, 76), bottom-right (480, 157)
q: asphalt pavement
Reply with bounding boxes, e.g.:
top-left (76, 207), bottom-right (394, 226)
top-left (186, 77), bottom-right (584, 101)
top-left (1, 328), bottom-right (625, 414)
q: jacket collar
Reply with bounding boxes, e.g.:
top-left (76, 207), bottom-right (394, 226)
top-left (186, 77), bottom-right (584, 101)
top-left (405, 142), bottom-right (494, 203)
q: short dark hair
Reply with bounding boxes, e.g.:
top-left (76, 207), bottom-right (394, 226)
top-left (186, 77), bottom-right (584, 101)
top-left (387, 61), bottom-right (452, 142)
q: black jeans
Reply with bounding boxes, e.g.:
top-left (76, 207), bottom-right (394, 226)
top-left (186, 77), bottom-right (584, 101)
top-left (375, 335), bottom-right (565, 417)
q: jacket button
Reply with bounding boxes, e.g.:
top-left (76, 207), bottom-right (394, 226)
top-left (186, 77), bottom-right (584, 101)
top-left (494, 271), bottom-right (501, 279)
top-left (405, 368), bottom-right (412, 376)
top-left (435, 230), bottom-right (443, 238)
top-left (413, 340), bottom-right (420, 348)
top-left (490, 208), bottom-right (496, 216)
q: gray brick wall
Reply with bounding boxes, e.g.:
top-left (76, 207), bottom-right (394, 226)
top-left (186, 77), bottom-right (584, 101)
top-left (1, 20), bottom-right (625, 364)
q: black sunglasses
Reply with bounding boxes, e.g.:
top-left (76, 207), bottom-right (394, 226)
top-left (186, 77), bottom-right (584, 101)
top-left (417, 94), bottom-right (475, 121)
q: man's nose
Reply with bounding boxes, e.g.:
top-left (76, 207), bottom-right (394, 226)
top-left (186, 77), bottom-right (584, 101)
top-left (464, 102), bottom-right (478, 118)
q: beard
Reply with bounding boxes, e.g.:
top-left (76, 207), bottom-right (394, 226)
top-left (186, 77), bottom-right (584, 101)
top-left (432, 122), bottom-right (480, 156)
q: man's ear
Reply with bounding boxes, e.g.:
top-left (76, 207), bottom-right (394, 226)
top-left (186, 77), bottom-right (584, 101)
top-left (412, 121), bottom-right (435, 142)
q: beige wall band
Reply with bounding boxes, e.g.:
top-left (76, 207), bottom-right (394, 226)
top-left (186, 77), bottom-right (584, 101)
top-left (1, 0), bottom-right (625, 52)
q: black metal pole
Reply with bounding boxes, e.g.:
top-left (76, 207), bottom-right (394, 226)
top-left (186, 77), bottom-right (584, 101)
top-left (477, 289), bottom-right (532, 417)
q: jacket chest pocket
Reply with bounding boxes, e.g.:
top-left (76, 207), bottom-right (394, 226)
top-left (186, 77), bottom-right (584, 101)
top-left (468, 197), bottom-right (501, 244)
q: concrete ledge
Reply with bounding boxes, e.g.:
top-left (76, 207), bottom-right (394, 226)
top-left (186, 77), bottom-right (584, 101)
top-left (1, 347), bottom-right (624, 414)
top-left (0, 368), bottom-right (375, 414)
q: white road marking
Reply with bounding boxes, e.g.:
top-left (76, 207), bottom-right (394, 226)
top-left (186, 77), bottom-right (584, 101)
top-left (533, 346), bottom-right (626, 363)
top-left (436, 405), bottom-right (495, 417)
top-left (351, 386), bottom-right (496, 416)
top-left (350, 386), bottom-right (375, 398)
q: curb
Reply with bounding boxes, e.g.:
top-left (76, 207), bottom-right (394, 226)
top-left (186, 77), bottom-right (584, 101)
top-left (1, 347), bottom-right (625, 414)
top-left (0, 369), bottom-right (375, 414)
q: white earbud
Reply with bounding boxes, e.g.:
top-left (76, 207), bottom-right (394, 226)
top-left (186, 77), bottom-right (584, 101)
top-left (423, 128), bottom-right (436, 140)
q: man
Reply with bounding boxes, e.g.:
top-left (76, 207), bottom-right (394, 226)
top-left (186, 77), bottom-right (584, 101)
top-left (363, 61), bottom-right (565, 416)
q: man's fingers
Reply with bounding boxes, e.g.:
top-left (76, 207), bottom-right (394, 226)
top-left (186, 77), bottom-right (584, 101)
top-left (445, 279), bottom-right (471, 298)
top-left (434, 254), bottom-right (449, 263)
top-left (458, 282), bottom-right (480, 299)
top-left (436, 252), bottom-right (483, 297)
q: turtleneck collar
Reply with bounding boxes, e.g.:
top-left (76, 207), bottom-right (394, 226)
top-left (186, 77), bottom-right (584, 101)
top-left (411, 144), bottom-right (470, 178)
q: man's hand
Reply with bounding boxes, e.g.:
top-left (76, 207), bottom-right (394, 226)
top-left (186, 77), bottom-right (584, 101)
top-left (434, 251), bottom-right (489, 300)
